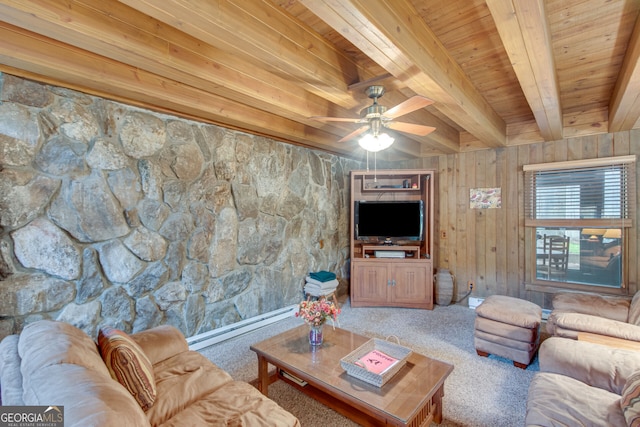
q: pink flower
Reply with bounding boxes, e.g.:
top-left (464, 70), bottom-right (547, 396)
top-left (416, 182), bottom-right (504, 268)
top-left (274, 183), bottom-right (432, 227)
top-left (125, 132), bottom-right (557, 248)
top-left (297, 298), bottom-right (340, 327)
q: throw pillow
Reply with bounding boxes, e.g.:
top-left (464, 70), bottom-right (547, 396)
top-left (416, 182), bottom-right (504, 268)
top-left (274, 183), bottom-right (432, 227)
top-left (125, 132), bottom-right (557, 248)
top-left (97, 326), bottom-right (157, 411)
top-left (621, 371), bottom-right (640, 427)
top-left (628, 292), bottom-right (640, 326)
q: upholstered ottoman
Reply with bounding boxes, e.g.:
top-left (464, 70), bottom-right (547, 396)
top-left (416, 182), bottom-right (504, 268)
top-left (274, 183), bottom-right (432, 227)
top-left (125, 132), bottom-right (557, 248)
top-left (474, 295), bottom-right (542, 368)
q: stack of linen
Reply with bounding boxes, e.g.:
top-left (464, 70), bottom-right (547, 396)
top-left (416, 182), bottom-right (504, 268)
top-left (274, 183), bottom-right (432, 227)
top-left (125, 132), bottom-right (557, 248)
top-left (304, 271), bottom-right (338, 297)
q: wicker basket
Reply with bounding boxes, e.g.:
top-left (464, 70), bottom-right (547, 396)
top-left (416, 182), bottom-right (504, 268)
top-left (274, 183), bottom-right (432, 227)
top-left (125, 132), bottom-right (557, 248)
top-left (340, 337), bottom-right (412, 387)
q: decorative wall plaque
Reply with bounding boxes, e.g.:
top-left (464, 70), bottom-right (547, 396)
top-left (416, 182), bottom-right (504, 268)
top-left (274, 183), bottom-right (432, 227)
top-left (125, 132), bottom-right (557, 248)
top-left (470, 188), bottom-right (501, 209)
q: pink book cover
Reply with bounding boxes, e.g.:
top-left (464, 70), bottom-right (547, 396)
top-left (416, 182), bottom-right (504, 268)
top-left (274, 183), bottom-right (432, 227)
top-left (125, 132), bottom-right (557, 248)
top-left (354, 349), bottom-right (399, 375)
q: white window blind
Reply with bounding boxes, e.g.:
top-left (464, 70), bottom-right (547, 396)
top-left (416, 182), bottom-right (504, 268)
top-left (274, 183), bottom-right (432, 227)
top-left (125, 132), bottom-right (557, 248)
top-left (523, 156), bottom-right (636, 227)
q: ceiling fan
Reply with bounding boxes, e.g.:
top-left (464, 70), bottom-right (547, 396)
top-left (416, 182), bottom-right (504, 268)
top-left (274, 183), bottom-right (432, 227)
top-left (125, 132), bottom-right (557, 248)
top-left (311, 85), bottom-right (436, 150)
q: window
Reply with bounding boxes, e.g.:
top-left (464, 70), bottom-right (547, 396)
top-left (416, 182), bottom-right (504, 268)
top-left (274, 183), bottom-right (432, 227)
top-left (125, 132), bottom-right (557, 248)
top-left (524, 156), bottom-right (635, 292)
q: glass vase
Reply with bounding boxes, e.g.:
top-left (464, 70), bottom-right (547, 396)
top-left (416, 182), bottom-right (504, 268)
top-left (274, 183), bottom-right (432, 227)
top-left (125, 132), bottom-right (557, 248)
top-left (309, 323), bottom-right (324, 346)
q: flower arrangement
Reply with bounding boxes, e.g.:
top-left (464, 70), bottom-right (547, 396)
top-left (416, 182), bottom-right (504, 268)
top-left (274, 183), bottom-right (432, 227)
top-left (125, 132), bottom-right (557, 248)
top-left (296, 298), bottom-right (340, 327)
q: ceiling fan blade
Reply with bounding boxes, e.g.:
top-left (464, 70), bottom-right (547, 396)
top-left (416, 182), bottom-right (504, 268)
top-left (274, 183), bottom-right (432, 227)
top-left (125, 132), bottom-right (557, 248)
top-left (385, 122), bottom-right (436, 136)
top-left (310, 116), bottom-right (359, 123)
top-left (383, 96), bottom-right (434, 119)
top-left (338, 125), bottom-right (369, 142)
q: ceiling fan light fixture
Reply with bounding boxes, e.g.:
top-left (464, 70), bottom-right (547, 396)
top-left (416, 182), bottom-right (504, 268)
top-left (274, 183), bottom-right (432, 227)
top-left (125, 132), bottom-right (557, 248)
top-left (358, 132), bottom-right (394, 152)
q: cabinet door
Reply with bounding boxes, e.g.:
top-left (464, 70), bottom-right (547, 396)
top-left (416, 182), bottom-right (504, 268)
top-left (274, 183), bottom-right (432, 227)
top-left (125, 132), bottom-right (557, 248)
top-left (391, 263), bottom-right (428, 304)
top-left (352, 262), bottom-right (389, 304)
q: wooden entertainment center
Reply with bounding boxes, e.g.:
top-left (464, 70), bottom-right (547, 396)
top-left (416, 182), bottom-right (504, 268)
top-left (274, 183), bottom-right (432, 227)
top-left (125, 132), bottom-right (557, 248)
top-left (350, 169), bottom-right (435, 309)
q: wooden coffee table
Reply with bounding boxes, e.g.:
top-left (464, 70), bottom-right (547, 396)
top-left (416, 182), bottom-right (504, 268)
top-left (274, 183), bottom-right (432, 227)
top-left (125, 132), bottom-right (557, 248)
top-left (250, 324), bottom-right (453, 426)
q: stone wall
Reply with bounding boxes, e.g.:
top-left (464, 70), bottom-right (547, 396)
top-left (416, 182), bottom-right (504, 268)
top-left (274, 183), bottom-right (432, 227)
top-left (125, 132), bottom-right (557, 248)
top-left (0, 73), bottom-right (361, 340)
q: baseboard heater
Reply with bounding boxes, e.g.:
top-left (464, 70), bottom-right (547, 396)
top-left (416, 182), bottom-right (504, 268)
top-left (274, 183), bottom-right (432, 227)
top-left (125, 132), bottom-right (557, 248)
top-left (187, 304), bottom-right (298, 351)
top-left (468, 297), bottom-right (550, 320)
top-left (468, 296), bottom-right (484, 310)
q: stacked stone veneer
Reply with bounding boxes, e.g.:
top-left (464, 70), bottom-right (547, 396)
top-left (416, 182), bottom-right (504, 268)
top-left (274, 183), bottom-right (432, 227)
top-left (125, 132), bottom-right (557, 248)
top-left (0, 73), bottom-right (361, 340)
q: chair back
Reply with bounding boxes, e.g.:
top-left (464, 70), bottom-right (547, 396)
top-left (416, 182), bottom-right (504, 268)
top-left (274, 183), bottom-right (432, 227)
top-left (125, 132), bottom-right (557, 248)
top-left (548, 236), bottom-right (570, 272)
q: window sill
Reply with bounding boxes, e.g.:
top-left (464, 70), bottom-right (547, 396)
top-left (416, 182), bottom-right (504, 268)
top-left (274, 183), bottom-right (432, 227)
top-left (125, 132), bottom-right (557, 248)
top-left (525, 281), bottom-right (628, 296)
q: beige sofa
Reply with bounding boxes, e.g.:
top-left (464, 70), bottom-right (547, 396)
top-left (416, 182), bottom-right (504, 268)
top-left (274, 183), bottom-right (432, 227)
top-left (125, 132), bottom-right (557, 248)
top-left (546, 291), bottom-right (640, 342)
top-left (0, 320), bottom-right (300, 427)
top-left (581, 244), bottom-right (621, 275)
top-left (526, 337), bottom-right (640, 426)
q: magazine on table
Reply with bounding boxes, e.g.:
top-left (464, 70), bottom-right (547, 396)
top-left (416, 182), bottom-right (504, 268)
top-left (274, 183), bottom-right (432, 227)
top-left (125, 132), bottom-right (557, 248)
top-left (354, 349), bottom-right (399, 375)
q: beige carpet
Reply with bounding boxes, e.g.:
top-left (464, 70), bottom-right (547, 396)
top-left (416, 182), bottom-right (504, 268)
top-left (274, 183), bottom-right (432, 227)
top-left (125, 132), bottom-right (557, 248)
top-left (198, 296), bottom-right (538, 426)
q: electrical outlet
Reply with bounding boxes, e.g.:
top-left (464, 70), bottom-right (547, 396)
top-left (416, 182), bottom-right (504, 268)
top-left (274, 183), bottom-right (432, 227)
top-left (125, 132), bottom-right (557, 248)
top-left (468, 281), bottom-right (474, 291)
top-left (441, 231), bottom-right (447, 239)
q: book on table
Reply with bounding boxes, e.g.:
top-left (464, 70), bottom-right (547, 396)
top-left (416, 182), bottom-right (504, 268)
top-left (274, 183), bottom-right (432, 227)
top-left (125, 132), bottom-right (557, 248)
top-left (354, 349), bottom-right (399, 375)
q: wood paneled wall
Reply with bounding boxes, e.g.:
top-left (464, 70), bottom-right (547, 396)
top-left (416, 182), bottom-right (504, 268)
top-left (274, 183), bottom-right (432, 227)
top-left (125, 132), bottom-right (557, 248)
top-left (416, 130), bottom-right (640, 309)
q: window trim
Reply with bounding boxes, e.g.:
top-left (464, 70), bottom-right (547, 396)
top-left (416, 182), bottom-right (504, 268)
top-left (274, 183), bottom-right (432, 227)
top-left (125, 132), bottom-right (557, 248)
top-left (526, 219), bottom-right (633, 228)
top-left (523, 155), bottom-right (635, 294)
top-left (523, 155), bottom-right (636, 172)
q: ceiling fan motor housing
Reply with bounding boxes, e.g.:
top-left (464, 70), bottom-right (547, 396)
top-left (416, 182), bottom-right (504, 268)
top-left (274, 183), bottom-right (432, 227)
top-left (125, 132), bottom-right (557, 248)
top-left (361, 85), bottom-right (388, 120)
top-left (360, 103), bottom-right (387, 119)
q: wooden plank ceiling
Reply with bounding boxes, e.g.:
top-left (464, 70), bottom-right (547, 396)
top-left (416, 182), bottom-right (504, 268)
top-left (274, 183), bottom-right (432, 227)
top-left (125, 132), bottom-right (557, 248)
top-left (0, 0), bottom-right (638, 159)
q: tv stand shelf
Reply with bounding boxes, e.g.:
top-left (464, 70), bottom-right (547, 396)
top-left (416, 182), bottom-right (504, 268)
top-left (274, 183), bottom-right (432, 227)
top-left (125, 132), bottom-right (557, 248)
top-left (361, 172), bottom-right (429, 192)
top-left (361, 245), bottom-right (421, 259)
top-left (349, 169), bottom-right (435, 310)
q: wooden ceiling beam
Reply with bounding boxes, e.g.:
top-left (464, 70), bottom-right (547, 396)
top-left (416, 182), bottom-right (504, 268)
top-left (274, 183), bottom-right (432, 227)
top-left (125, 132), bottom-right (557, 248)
top-left (300, 0), bottom-right (506, 149)
top-left (0, 22), bottom-right (361, 157)
top-left (0, 0), bottom-right (634, 158)
top-left (0, 0), bottom-right (461, 157)
top-left (487, 0), bottom-right (563, 141)
top-left (0, 0), bottom-right (356, 136)
top-left (118, 0), bottom-right (460, 154)
top-left (118, 0), bottom-right (361, 108)
top-left (0, 0), bottom-right (433, 157)
top-left (609, 11), bottom-right (640, 132)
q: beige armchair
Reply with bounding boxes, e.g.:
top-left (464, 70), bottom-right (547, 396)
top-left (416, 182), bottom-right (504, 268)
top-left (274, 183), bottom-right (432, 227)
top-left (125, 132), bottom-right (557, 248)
top-left (546, 291), bottom-right (640, 343)
top-left (526, 337), bottom-right (640, 426)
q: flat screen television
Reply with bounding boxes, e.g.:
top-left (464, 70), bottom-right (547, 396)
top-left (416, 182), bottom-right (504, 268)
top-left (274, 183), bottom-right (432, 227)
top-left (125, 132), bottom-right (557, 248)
top-left (354, 200), bottom-right (424, 242)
